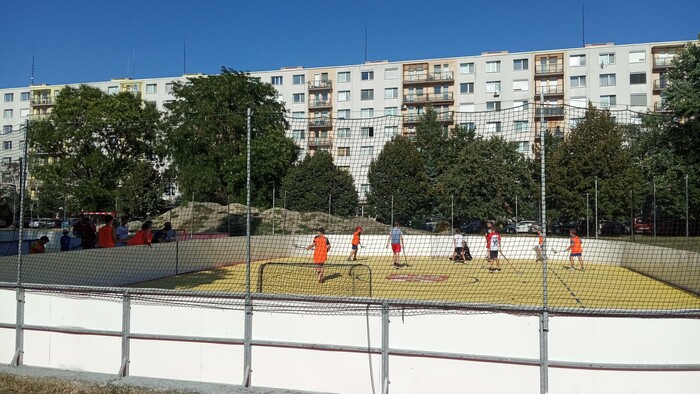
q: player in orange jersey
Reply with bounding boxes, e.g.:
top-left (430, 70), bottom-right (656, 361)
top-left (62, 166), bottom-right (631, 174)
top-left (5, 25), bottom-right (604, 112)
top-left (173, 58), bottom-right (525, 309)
top-left (565, 228), bottom-right (584, 271)
top-left (307, 227), bottom-right (331, 283)
top-left (347, 226), bottom-right (362, 261)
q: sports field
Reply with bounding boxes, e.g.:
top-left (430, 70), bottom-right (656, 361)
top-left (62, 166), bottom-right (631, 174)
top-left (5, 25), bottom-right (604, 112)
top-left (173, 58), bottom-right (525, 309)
top-left (135, 254), bottom-right (700, 311)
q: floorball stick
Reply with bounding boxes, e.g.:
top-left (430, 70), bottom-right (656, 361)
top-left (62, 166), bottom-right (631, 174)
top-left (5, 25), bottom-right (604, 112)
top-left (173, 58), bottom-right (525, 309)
top-left (500, 251), bottom-right (523, 275)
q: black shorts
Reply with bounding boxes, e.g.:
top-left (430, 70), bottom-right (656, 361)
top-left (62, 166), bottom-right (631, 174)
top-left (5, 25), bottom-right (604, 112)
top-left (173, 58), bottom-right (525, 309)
top-left (454, 247), bottom-right (463, 253)
top-left (489, 250), bottom-right (499, 259)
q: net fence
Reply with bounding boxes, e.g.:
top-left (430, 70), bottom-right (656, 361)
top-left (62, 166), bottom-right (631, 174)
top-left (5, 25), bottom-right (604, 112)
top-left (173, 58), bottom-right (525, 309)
top-left (0, 102), bottom-right (698, 316)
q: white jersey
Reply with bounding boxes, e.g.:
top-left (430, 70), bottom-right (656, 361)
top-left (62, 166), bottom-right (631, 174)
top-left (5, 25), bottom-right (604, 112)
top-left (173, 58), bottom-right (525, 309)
top-left (489, 233), bottom-right (501, 251)
top-left (454, 233), bottom-right (464, 246)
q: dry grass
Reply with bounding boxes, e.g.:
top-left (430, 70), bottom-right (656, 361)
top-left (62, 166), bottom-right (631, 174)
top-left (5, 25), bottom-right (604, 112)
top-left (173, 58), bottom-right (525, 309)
top-left (0, 372), bottom-right (187, 394)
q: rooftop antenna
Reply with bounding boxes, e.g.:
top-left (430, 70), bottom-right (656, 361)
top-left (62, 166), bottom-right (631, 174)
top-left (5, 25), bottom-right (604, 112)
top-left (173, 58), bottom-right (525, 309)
top-left (132, 48), bottom-right (136, 78)
top-left (581, 1), bottom-right (586, 47)
top-left (30, 52), bottom-right (35, 85)
top-left (364, 25), bottom-right (368, 63)
top-left (183, 40), bottom-right (187, 74)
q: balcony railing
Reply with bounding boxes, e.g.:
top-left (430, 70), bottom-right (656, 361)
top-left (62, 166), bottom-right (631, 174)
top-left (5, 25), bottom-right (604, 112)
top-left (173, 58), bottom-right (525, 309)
top-left (653, 79), bottom-right (669, 91)
top-left (402, 112), bottom-right (454, 124)
top-left (653, 102), bottom-right (671, 112)
top-left (653, 57), bottom-right (676, 69)
top-left (308, 80), bottom-right (332, 90)
top-left (535, 106), bottom-right (565, 117)
top-left (402, 92), bottom-right (454, 103)
top-left (535, 85), bottom-right (564, 95)
top-left (402, 72), bottom-right (454, 83)
top-left (30, 97), bottom-right (53, 106)
top-left (308, 117), bottom-right (332, 128)
top-left (308, 137), bottom-right (332, 147)
top-left (535, 64), bottom-right (564, 75)
top-left (308, 99), bottom-right (332, 109)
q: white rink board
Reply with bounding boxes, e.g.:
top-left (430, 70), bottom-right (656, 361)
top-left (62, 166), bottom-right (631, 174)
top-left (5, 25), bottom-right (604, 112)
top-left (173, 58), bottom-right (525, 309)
top-left (23, 330), bottom-right (120, 374)
top-left (130, 301), bottom-right (245, 338)
top-left (24, 292), bottom-right (122, 331)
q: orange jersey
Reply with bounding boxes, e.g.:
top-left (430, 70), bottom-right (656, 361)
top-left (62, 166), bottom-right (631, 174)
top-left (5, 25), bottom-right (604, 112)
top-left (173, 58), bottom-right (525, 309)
top-left (127, 229), bottom-right (153, 246)
top-left (538, 235), bottom-right (543, 245)
top-left (97, 225), bottom-right (115, 248)
top-left (351, 230), bottom-right (361, 246)
top-left (313, 235), bottom-right (330, 264)
top-left (29, 241), bottom-right (46, 254)
top-left (570, 236), bottom-right (582, 254)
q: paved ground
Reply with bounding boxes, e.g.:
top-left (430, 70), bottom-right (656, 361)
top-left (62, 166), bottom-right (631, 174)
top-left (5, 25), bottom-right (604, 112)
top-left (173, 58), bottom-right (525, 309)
top-left (0, 364), bottom-right (333, 394)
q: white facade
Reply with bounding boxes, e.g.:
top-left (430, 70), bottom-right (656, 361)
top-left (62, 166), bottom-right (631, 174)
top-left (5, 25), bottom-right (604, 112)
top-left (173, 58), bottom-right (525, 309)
top-left (0, 40), bottom-right (692, 200)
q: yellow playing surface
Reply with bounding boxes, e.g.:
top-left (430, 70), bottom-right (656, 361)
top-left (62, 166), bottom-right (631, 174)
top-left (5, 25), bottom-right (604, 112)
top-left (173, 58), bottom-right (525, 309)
top-left (134, 255), bottom-right (700, 311)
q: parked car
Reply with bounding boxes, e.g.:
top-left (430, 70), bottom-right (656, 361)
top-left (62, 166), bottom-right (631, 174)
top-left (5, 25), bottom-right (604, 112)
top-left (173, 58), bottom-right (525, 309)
top-left (28, 219), bottom-right (42, 228)
top-left (40, 218), bottom-right (57, 229)
top-left (460, 219), bottom-right (486, 234)
top-left (515, 221), bottom-right (539, 233)
top-left (504, 223), bottom-right (516, 234)
top-left (633, 217), bottom-right (652, 235)
top-left (599, 221), bottom-right (631, 236)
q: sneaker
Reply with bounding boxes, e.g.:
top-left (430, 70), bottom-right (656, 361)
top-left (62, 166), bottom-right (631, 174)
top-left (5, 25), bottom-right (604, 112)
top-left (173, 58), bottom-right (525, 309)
top-left (488, 267), bottom-right (495, 272)
top-left (496, 268), bottom-right (502, 272)
top-left (567, 266), bottom-right (575, 271)
top-left (352, 258), bottom-right (357, 261)
top-left (347, 258), bottom-right (351, 261)
top-left (393, 263), bottom-right (400, 269)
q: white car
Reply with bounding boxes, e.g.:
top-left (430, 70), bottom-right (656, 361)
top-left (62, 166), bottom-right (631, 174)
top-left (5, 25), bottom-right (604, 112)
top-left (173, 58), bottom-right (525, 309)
top-left (516, 221), bottom-right (540, 233)
top-left (28, 219), bottom-right (42, 228)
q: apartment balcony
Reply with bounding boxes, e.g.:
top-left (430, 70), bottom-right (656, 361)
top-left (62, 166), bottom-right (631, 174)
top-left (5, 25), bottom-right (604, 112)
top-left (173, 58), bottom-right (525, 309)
top-left (402, 72), bottom-right (454, 84)
top-left (653, 102), bottom-right (671, 112)
top-left (308, 80), bottom-right (332, 91)
top-left (30, 97), bottom-right (53, 106)
top-left (535, 64), bottom-right (564, 75)
top-left (308, 98), bottom-right (332, 109)
top-left (401, 128), bottom-right (417, 141)
top-left (402, 111), bottom-right (453, 124)
top-left (307, 137), bottom-right (332, 147)
top-left (30, 113), bottom-right (50, 120)
top-left (535, 106), bottom-right (565, 118)
top-left (652, 79), bottom-right (669, 93)
top-left (308, 117), bottom-right (332, 128)
top-left (653, 56), bottom-right (676, 70)
top-left (535, 85), bottom-right (564, 96)
top-left (402, 92), bottom-right (454, 104)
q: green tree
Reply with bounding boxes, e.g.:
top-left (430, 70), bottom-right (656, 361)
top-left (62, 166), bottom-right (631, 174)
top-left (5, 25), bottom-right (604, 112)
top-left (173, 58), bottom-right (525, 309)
top-left (366, 136), bottom-right (431, 224)
top-left (29, 85), bottom-right (163, 213)
top-left (165, 68), bottom-right (299, 206)
top-left (438, 129), bottom-right (537, 221)
top-left (548, 104), bottom-right (643, 221)
top-left (282, 151), bottom-right (358, 216)
top-left (117, 161), bottom-right (169, 218)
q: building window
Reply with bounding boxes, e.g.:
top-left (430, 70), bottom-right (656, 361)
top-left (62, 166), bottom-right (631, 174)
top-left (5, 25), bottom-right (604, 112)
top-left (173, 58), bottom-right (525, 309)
top-left (630, 73), bottom-right (647, 85)
top-left (485, 61), bottom-right (501, 73)
top-left (3, 109), bottom-right (12, 119)
top-left (569, 54), bottom-right (586, 67)
top-left (337, 128), bottom-right (351, 138)
top-left (513, 101), bottom-right (529, 111)
top-left (3, 141), bottom-right (11, 150)
top-left (629, 51), bottom-right (646, 63)
top-left (164, 83), bottom-right (174, 94)
top-left (600, 95), bottom-right (616, 107)
top-left (385, 107), bottom-right (398, 116)
top-left (459, 62), bottom-right (475, 74)
top-left (361, 184), bottom-right (370, 195)
top-left (486, 101), bottom-right (501, 111)
top-left (361, 108), bottom-right (374, 118)
top-left (514, 121), bottom-right (529, 132)
top-left (361, 71), bottom-right (374, 81)
top-left (292, 93), bottom-right (305, 103)
top-left (293, 74), bottom-right (305, 85)
top-left (337, 109), bottom-right (350, 119)
top-left (2, 125), bottom-right (11, 134)
top-left (460, 122), bottom-right (476, 131)
top-left (485, 81), bottom-right (501, 93)
top-left (630, 93), bottom-right (647, 107)
top-left (516, 141), bottom-right (530, 154)
top-left (360, 146), bottom-right (374, 156)
top-left (571, 97), bottom-right (587, 108)
top-left (513, 59), bottom-right (529, 70)
top-left (292, 111), bottom-right (305, 119)
top-left (486, 121), bottom-right (502, 133)
top-left (384, 126), bottom-right (398, 137)
top-left (19, 92), bottom-right (30, 102)
top-left (337, 147), bottom-right (350, 157)
top-left (385, 68), bottom-right (398, 79)
top-left (512, 80), bottom-right (529, 91)
top-left (338, 90), bottom-right (350, 102)
top-left (292, 130), bottom-right (305, 140)
top-left (271, 76), bottom-right (283, 85)
top-left (361, 89), bottom-right (374, 100)
top-left (570, 75), bottom-right (586, 88)
top-left (460, 83), bottom-right (474, 94)
top-left (2, 158), bottom-right (10, 165)
top-left (599, 74), bottom-right (616, 87)
top-left (361, 127), bottom-right (375, 138)
top-left (381, 87), bottom-right (397, 99)
top-left (142, 84), bottom-right (155, 94)
top-left (4, 93), bottom-right (13, 102)
top-left (599, 53), bottom-right (615, 66)
top-left (337, 71), bottom-right (351, 83)
top-left (20, 109), bottom-right (29, 118)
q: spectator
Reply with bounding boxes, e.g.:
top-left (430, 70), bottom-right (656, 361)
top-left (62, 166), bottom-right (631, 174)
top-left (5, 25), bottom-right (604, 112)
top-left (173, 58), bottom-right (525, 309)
top-left (127, 220), bottom-right (153, 247)
top-left (97, 214), bottom-right (117, 248)
top-left (162, 222), bottom-right (176, 242)
top-left (60, 230), bottom-right (71, 252)
top-left (30, 236), bottom-right (50, 254)
top-left (80, 216), bottom-right (97, 249)
top-left (116, 218), bottom-right (130, 246)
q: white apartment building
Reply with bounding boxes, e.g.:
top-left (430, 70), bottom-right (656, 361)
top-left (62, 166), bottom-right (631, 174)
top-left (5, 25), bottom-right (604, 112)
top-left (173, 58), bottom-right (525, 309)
top-left (0, 40), bottom-right (692, 201)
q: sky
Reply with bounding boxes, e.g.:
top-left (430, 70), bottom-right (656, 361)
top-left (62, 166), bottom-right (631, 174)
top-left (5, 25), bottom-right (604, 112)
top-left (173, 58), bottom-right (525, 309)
top-left (1, 0), bottom-right (698, 88)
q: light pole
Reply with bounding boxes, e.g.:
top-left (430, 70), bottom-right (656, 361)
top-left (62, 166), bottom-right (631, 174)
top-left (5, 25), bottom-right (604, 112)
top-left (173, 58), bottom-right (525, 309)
top-left (270, 181), bottom-right (276, 235)
top-left (583, 192), bottom-right (590, 237)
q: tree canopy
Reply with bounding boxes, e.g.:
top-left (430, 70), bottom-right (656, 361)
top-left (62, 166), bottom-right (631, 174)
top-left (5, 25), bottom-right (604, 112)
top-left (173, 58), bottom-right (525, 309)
top-left (29, 85), bottom-right (164, 216)
top-left (165, 68), bottom-right (299, 207)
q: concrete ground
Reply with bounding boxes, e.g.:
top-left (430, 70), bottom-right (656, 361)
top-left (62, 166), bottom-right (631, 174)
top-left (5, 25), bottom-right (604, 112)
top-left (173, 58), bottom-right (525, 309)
top-left (0, 364), bottom-right (333, 394)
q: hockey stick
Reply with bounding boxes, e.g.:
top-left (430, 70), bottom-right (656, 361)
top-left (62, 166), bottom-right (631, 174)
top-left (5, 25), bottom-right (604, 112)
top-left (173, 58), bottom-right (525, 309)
top-left (552, 249), bottom-right (568, 255)
top-left (291, 243), bottom-right (308, 250)
top-left (402, 246), bottom-right (410, 268)
top-left (500, 251), bottom-right (523, 275)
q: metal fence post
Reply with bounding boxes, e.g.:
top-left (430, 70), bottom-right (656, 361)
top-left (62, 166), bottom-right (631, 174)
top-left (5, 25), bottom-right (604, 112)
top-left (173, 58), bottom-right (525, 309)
top-left (11, 287), bottom-right (25, 367)
top-left (119, 291), bottom-right (131, 377)
top-left (381, 302), bottom-right (390, 394)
